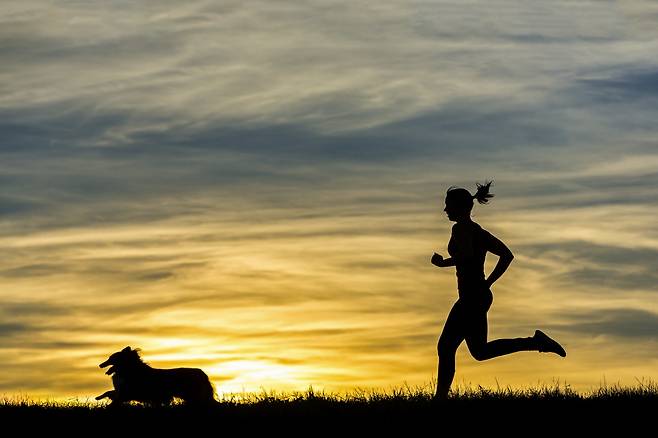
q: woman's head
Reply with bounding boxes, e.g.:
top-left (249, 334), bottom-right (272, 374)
top-left (444, 180), bottom-right (494, 222)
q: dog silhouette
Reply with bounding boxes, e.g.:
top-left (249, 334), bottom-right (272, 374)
top-left (96, 346), bottom-right (217, 406)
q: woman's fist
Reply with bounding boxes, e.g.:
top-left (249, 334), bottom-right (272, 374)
top-left (431, 252), bottom-right (444, 267)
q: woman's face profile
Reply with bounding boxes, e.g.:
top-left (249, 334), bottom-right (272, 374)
top-left (444, 198), bottom-right (468, 222)
top-left (444, 201), bottom-right (457, 221)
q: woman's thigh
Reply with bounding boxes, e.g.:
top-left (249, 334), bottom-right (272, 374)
top-left (456, 290), bottom-right (492, 351)
top-left (463, 306), bottom-right (488, 352)
top-left (438, 301), bottom-right (467, 353)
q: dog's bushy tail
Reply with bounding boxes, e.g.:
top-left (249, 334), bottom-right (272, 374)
top-left (208, 376), bottom-right (220, 405)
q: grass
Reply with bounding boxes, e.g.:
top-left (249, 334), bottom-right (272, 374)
top-left (2, 381), bottom-right (656, 432)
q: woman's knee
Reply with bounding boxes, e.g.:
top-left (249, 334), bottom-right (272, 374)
top-left (437, 338), bottom-right (458, 358)
top-left (468, 344), bottom-right (490, 361)
top-left (471, 350), bottom-right (487, 361)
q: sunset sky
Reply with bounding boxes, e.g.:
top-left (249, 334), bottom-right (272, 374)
top-left (1, 1), bottom-right (657, 400)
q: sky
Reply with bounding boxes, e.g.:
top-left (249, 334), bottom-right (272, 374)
top-left (1, 0), bottom-right (657, 400)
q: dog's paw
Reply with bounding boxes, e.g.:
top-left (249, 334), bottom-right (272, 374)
top-left (96, 390), bottom-right (116, 401)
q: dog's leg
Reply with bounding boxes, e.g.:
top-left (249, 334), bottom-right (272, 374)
top-left (97, 389), bottom-right (128, 408)
top-left (95, 390), bottom-right (116, 401)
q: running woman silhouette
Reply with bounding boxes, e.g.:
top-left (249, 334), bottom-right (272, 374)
top-left (431, 180), bottom-right (566, 400)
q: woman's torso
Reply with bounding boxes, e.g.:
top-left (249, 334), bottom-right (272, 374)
top-left (448, 221), bottom-right (491, 302)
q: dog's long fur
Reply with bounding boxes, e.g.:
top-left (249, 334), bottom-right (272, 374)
top-left (96, 346), bottom-right (217, 406)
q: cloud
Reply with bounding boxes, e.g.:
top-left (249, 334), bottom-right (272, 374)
top-left (0, 263), bottom-right (63, 278)
top-left (520, 240), bottom-right (658, 269)
top-left (556, 267), bottom-right (657, 292)
top-left (1, 0), bottom-right (653, 141)
top-left (579, 68), bottom-right (658, 101)
top-left (560, 308), bottom-right (658, 340)
top-left (515, 240), bottom-right (658, 292)
top-left (0, 323), bottom-right (34, 337)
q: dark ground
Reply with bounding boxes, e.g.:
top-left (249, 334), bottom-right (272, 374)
top-left (2, 387), bottom-right (655, 435)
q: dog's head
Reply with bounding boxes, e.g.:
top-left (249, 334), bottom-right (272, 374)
top-left (99, 346), bottom-right (141, 375)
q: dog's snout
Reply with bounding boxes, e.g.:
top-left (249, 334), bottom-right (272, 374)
top-left (99, 360), bottom-right (110, 368)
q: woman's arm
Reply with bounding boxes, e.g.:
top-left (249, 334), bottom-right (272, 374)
top-left (485, 254), bottom-right (513, 287)
top-left (483, 232), bottom-right (514, 287)
top-left (431, 223), bottom-right (472, 268)
top-left (431, 253), bottom-right (456, 267)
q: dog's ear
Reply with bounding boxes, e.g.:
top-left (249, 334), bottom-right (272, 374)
top-left (122, 346), bottom-right (131, 352)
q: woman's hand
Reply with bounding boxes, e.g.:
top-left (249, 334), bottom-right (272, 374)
top-left (431, 252), bottom-right (445, 267)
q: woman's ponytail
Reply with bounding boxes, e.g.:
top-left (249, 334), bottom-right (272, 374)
top-left (472, 180), bottom-right (494, 205)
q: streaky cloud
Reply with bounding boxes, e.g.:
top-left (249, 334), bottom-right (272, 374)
top-left (560, 308), bottom-right (658, 341)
